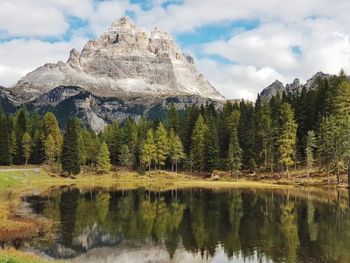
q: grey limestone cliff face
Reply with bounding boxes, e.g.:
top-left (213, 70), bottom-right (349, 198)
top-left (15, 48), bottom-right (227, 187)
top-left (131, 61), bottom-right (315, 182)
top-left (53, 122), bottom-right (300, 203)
top-left (10, 16), bottom-right (224, 103)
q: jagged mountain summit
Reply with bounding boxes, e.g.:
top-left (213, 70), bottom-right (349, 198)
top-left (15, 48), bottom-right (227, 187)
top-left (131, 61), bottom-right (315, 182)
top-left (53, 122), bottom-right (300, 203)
top-left (260, 72), bottom-right (332, 100)
top-left (10, 16), bottom-right (224, 103)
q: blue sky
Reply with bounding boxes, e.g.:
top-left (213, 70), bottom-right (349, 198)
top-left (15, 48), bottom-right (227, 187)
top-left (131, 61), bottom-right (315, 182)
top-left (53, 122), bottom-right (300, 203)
top-left (0, 0), bottom-right (349, 99)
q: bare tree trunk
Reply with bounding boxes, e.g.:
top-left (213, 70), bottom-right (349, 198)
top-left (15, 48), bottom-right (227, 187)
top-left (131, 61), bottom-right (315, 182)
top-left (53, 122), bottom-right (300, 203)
top-left (348, 163), bottom-right (350, 188)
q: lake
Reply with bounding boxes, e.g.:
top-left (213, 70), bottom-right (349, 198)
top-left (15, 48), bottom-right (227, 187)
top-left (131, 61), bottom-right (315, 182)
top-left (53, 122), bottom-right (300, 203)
top-left (16, 187), bottom-right (350, 262)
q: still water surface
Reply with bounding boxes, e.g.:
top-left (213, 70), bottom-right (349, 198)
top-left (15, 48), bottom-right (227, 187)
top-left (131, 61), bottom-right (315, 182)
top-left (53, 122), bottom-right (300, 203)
top-left (22, 187), bottom-right (350, 262)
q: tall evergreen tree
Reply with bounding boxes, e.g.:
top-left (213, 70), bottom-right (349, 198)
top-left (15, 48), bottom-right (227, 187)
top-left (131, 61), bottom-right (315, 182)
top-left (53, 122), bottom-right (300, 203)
top-left (278, 103), bottom-right (298, 176)
top-left (14, 108), bottom-right (27, 164)
top-left (97, 141), bottom-right (111, 173)
top-left (305, 130), bottom-right (316, 178)
top-left (22, 132), bottom-right (32, 165)
top-left (41, 112), bottom-right (62, 161)
top-left (155, 122), bottom-right (169, 169)
top-left (204, 118), bottom-right (220, 172)
top-left (167, 104), bottom-right (180, 133)
top-left (191, 115), bottom-right (208, 171)
top-left (256, 103), bottom-right (274, 171)
top-left (227, 110), bottom-right (242, 175)
top-left (44, 134), bottom-right (56, 166)
top-left (141, 129), bottom-right (157, 170)
top-left (61, 118), bottom-right (80, 175)
top-left (168, 129), bottom-right (185, 172)
top-left (0, 115), bottom-right (11, 165)
top-left (119, 145), bottom-right (133, 170)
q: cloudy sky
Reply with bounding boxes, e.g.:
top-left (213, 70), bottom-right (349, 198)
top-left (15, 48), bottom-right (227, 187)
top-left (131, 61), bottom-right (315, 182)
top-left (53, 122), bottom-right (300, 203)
top-left (1, 0), bottom-right (350, 99)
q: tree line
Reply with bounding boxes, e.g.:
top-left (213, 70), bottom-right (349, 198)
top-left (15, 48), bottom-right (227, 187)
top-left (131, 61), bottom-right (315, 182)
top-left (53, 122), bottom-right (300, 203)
top-left (0, 71), bottom-right (349, 180)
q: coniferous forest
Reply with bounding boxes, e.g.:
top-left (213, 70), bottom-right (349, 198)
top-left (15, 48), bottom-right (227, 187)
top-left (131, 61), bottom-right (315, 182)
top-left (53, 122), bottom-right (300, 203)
top-left (1, 72), bottom-right (350, 182)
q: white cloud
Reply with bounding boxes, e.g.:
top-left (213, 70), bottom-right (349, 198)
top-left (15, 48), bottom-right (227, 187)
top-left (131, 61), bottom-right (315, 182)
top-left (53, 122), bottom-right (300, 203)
top-left (0, 0), bottom-right (350, 100)
top-left (196, 58), bottom-right (286, 100)
top-left (0, 36), bottom-right (88, 87)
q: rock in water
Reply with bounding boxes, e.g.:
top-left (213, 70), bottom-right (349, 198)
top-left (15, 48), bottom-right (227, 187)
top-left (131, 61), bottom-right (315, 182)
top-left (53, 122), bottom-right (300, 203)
top-left (10, 16), bottom-right (224, 103)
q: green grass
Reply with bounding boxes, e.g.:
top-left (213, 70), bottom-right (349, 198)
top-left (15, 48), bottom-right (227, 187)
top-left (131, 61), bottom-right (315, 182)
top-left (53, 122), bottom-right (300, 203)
top-left (0, 249), bottom-right (49, 263)
top-left (0, 171), bottom-right (27, 191)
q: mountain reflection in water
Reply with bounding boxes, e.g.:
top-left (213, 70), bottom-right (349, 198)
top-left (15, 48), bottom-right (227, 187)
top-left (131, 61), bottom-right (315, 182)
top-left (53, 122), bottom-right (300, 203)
top-left (21, 187), bottom-right (350, 263)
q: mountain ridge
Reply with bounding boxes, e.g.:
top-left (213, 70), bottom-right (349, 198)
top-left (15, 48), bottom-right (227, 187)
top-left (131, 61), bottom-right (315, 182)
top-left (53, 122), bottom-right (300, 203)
top-left (8, 16), bottom-right (224, 103)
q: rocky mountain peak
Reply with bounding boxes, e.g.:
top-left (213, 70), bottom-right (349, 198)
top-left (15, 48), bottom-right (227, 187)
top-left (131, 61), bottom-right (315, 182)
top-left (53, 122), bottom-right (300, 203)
top-left (260, 72), bottom-right (334, 101)
top-left (9, 16), bottom-right (224, 102)
top-left (109, 16), bottom-right (134, 31)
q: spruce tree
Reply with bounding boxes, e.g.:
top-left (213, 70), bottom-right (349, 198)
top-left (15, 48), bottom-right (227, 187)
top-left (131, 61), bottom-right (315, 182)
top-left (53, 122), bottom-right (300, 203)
top-left (191, 115), bottom-right (208, 171)
top-left (204, 119), bottom-right (220, 172)
top-left (22, 132), bottom-right (32, 165)
top-left (119, 145), bottom-right (133, 170)
top-left (155, 122), bottom-right (169, 169)
top-left (97, 141), bottom-right (111, 173)
top-left (227, 110), bottom-right (242, 176)
top-left (0, 115), bottom-right (11, 165)
top-left (256, 103), bottom-right (274, 171)
top-left (278, 103), bottom-right (298, 176)
top-left (305, 130), bottom-right (316, 178)
top-left (61, 118), bottom-right (80, 175)
top-left (14, 109), bottom-right (27, 164)
top-left (77, 135), bottom-right (86, 166)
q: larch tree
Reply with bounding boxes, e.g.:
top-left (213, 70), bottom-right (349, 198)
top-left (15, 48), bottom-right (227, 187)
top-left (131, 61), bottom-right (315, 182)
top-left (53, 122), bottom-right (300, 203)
top-left (61, 118), bottom-right (80, 175)
top-left (227, 110), bottom-right (242, 176)
top-left (22, 132), bottom-right (32, 165)
top-left (44, 134), bottom-right (56, 166)
top-left (97, 141), bottom-right (111, 173)
top-left (278, 103), bottom-right (298, 177)
top-left (155, 122), bottom-right (169, 169)
top-left (191, 115), bottom-right (208, 172)
top-left (168, 129), bottom-right (185, 173)
top-left (141, 129), bottom-right (157, 170)
top-left (41, 112), bottom-right (62, 161)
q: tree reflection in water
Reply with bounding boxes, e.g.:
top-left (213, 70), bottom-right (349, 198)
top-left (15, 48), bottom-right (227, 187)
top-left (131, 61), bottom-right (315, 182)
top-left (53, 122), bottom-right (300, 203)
top-left (24, 187), bottom-right (350, 263)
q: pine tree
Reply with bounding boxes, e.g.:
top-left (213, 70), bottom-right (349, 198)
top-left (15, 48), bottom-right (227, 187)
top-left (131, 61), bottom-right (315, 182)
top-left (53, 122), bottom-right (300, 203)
top-left (0, 115), bottom-right (11, 165)
top-left (119, 145), bottom-right (133, 170)
top-left (205, 119), bottom-right (220, 172)
top-left (9, 130), bottom-right (16, 164)
top-left (227, 110), bottom-right (242, 176)
top-left (278, 103), bottom-right (298, 176)
top-left (44, 134), bottom-right (56, 166)
top-left (167, 104), bottom-right (180, 133)
top-left (61, 118), bottom-right (80, 175)
top-left (104, 122), bottom-right (122, 165)
top-left (14, 109), bottom-right (27, 164)
top-left (332, 80), bottom-right (350, 184)
top-left (97, 141), bottom-right (111, 173)
top-left (305, 130), bottom-right (316, 178)
top-left (168, 129), bottom-right (185, 173)
top-left (22, 132), bottom-right (32, 165)
top-left (155, 122), bottom-right (169, 169)
top-left (77, 135), bottom-right (86, 166)
top-left (256, 103), bottom-right (274, 171)
top-left (141, 129), bottom-right (157, 170)
top-left (191, 115), bottom-right (208, 171)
